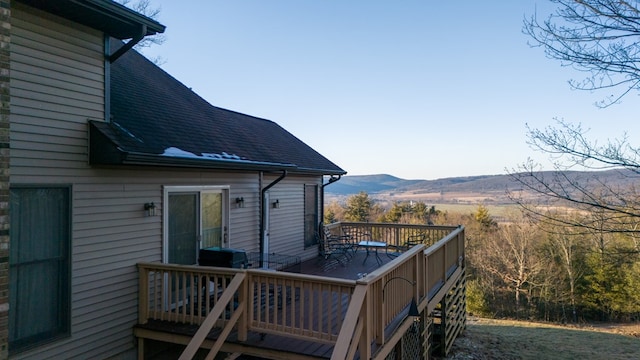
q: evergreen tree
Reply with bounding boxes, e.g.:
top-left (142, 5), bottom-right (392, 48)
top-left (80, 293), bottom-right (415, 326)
top-left (344, 191), bottom-right (373, 222)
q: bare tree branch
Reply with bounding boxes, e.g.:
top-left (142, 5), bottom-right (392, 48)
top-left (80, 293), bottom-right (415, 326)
top-left (116, 0), bottom-right (166, 64)
top-left (508, 119), bottom-right (640, 235)
top-left (524, 0), bottom-right (640, 107)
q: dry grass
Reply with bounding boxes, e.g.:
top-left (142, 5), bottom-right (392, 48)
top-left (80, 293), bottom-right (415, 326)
top-left (441, 317), bottom-right (640, 360)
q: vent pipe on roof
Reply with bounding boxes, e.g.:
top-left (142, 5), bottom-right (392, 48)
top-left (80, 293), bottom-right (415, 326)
top-left (259, 170), bottom-right (287, 267)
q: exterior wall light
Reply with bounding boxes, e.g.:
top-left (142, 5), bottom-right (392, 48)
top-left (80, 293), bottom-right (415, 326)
top-left (144, 202), bottom-right (157, 217)
top-left (235, 197), bottom-right (245, 208)
top-left (272, 199), bottom-right (280, 209)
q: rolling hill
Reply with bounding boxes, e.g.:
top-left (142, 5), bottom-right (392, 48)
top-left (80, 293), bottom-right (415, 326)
top-left (325, 169), bottom-right (639, 205)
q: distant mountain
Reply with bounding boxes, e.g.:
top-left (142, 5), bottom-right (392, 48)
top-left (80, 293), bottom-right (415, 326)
top-left (325, 173), bottom-right (514, 198)
top-left (326, 174), bottom-right (422, 195)
top-left (325, 170), bottom-right (639, 204)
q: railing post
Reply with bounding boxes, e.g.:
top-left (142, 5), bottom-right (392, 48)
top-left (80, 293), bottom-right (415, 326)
top-left (459, 228), bottom-right (465, 264)
top-left (138, 265), bottom-right (149, 325)
top-left (415, 247), bottom-right (420, 301)
top-left (361, 288), bottom-right (373, 360)
top-left (237, 272), bottom-right (248, 341)
top-left (423, 247), bottom-right (429, 302)
top-left (374, 280), bottom-right (384, 345)
top-left (443, 242), bottom-right (448, 281)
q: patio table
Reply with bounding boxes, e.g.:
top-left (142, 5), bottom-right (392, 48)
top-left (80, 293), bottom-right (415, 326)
top-left (358, 240), bottom-right (387, 265)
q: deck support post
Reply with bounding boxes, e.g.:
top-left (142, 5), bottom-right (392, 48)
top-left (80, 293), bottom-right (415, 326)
top-left (137, 337), bottom-right (144, 360)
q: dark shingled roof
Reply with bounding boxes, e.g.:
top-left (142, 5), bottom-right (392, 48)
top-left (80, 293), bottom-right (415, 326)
top-left (90, 43), bottom-right (346, 176)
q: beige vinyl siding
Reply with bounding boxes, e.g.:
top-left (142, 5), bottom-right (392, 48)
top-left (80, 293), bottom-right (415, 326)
top-left (267, 175), bottom-right (322, 261)
top-left (10, 4), bottom-right (321, 359)
top-left (11, 167), bottom-right (263, 360)
top-left (10, 3), bottom-right (104, 179)
top-left (225, 174), bottom-right (262, 251)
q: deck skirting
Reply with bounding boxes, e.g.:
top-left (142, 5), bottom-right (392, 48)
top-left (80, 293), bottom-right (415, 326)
top-left (431, 269), bottom-right (466, 357)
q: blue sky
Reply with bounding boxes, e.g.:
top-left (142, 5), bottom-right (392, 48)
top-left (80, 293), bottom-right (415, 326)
top-left (141, 1), bottom-right (640, 180)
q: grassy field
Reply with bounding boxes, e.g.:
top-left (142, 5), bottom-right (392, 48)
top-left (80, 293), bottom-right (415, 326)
top-left (441, 317), bottom-right (640, 360)
top-left (430, 203), bottom-right (519, 217)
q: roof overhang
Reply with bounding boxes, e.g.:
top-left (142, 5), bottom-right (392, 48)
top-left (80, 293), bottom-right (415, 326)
top-left (15, 0), bottom-right (165, 39)
top-left (89, 121), bottom-right (345, 176)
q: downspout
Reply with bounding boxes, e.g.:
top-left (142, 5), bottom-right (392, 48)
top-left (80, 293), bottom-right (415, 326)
top-left (104, 36), bottom-right (111, 123)
top-left (259, 170), bottom-right (287, 267)
top-left (320, 175), bottom-right (342, 231)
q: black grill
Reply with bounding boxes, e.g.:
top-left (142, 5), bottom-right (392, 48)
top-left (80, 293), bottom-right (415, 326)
top-left (198, 247), bottom-right (248, 268)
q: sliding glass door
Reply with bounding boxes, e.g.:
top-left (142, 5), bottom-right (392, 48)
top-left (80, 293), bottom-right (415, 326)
top-left (164, 186), bottom-right (229, 265)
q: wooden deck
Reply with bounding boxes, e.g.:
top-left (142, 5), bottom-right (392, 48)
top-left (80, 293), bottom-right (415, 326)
top-left (135, 223), bottom-right (466, 360)
top-left (136, 252), bottom-right (395, 359)
top-left (298, 248), bottom-right (399, 279)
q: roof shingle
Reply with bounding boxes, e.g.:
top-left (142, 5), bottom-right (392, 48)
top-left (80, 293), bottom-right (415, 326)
top-left (91, 43), bottom-right (345, 176)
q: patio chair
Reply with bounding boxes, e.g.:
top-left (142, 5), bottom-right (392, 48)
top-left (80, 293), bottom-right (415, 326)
top-left (402, 234), bottom-right (426, 251)
top-left (319, 229), bottom-right (351, 265)
top-left (326, 227), bottom-right (358, 258)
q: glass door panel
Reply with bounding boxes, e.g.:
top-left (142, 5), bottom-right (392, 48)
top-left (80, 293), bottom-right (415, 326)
top-left (168, 193), bottom-right (198, 265)
top-left (201, 192), bottom-right (224, 248)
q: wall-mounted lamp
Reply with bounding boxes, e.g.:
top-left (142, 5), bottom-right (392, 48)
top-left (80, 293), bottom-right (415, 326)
top-left (235, 197), bottom-right (245, 208)
top-left (382, 276), bottom-right (420, 321)
top-left (144, 202), bottom-right (157, 217)
top-left (272, 199), bottom-right (280, 209)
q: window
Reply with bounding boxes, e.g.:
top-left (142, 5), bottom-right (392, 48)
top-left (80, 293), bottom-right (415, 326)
top-left (304, 185), bottom-right (318, 248)
top-left (9, 187), bottom-right (71, 353)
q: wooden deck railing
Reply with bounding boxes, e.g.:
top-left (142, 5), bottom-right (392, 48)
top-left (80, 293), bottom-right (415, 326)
top-left (326, 222), bottom-right (456, 251)
top-left (331, 224), bottom-right (465, 360)
top-left (137, 263), bottom-right (242, 326)
top-left (246, 271), bottom-right (355, 343)
top-left (137, 264), bottom-right (356, 344)
top-left (137, 224), bottom-right (465, 360)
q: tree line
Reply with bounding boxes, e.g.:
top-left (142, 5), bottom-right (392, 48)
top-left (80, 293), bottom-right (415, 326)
top-left (325, 192), bottom-right (640, 322)
top-left (464, 205), bottom-right (640, 322)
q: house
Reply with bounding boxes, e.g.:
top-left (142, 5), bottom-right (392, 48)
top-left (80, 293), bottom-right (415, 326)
top-left (4, 1), bottom-right (347, 359)
top-left (3, 1), bottom-right (468, 359)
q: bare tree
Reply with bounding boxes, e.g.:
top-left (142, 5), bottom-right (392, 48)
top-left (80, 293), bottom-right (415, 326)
top-left (524, 0), bottom-right (640, 107)
top-left (521, 1), bottom-right (640, 222)
top-left (508, 120), bottom-right (640, 235)
top-left (542, 220), bottom-right (588, 323)
top-left (482, 215), bottom-right (544, 317)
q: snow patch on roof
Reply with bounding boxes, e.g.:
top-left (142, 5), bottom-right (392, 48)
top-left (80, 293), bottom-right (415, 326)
top-left (160, 147), bottom-right (298, 169)
top-left (162, 147), bottom-right (245, 161)
top-left (202, 152), bottom-right (242, 160)
top-left (162, 147), bottom-right (200, 158)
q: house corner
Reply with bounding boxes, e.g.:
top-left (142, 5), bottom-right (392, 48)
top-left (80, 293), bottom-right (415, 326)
top-left (0, 0), bottom-right (9, 359)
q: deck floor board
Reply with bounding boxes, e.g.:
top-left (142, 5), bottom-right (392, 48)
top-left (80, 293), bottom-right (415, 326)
top-left (295, 248), bottom-right (398, 279)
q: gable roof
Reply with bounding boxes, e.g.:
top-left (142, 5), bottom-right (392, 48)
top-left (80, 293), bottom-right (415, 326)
top-left (90, 44), bottom-right (346, 176)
